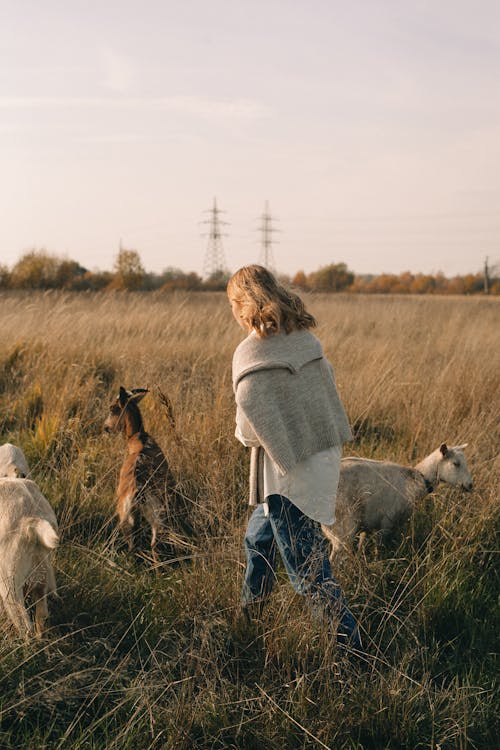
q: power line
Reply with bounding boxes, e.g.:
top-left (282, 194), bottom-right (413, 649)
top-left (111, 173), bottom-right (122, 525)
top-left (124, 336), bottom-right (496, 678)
top-left (201, 197), bottom-right (229, 278)
top-left (257, 201), bottom-right (279, 272)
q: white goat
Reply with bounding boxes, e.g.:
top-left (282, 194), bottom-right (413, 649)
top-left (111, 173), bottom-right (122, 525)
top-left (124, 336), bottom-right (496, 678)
top-left (0, 443), bottom-right (30, 478)
top-left (0, 444), bottom-right (58, 637)
top-left (323, 443), bottom-right (473, 555)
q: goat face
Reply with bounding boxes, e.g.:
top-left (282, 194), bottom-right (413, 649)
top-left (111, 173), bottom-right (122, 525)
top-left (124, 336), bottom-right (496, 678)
top-left (438, 443), bottom-right (473, 491)
top-left (104, 399), bottom-right (126, 434)
top-left (103, 387), bottom-right (149, 434)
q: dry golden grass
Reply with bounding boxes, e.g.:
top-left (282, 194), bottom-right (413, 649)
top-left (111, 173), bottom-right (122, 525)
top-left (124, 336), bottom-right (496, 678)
top-left (0, 290), bottom-right (498, 749)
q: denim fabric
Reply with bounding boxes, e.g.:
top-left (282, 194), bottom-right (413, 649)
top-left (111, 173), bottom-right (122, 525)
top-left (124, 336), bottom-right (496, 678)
top-left (242, 494), bottom-right (361, 648)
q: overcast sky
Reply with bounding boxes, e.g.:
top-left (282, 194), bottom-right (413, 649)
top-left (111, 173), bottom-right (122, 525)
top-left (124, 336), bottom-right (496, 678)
top-left (1, 0), bottom-right (499, 277)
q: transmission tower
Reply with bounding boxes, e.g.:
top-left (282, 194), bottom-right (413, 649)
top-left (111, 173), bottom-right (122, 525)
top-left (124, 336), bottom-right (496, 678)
top-left (257, 201), bottom-right (279, 271)
top-left (201, 197), bottom-right (229, 278)
top-left (484, 256), bottom-right (490, 295)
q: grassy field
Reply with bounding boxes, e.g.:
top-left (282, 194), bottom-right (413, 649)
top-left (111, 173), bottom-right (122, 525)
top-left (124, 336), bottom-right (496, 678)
top-left (0, 290), bottom-right (497, 749)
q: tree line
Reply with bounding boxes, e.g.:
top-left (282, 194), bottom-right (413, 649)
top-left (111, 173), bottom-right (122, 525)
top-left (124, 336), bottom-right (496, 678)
top-left (0, 249), bottom-right (497, 295)
top-left (0, 249), bottom-right (224, 292)
top-left (291, 263), bottom-right (498, 295)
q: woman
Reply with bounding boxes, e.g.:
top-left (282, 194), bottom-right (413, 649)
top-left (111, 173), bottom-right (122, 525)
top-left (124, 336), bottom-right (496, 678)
top-left (228, 265), bottom-right (362, 649)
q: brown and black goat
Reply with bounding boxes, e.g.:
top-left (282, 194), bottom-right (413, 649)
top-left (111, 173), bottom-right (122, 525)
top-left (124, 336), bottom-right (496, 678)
top-left (104, 386), bottom-right (185, 563)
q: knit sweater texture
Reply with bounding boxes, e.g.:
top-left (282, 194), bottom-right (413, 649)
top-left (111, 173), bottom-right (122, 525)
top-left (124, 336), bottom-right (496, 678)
top-left (232, 329), bottom-right (352, 477)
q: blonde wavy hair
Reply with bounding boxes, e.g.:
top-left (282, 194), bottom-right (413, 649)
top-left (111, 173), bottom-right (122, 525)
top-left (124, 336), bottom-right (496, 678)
top-left (227, 265), bottom-right (316, 337)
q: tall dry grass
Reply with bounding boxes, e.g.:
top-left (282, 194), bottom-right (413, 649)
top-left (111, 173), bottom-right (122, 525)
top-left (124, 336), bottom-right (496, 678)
top-left (0, 290), bottom-right (498, 749)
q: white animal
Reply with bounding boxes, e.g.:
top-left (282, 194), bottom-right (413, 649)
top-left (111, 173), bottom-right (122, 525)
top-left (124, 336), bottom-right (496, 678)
top-left (0, 443), bottom-right (30, 478)
top-left (0, 476), bottom-right (59, 638)
top-left (323, 443), bottom-right (473, 555)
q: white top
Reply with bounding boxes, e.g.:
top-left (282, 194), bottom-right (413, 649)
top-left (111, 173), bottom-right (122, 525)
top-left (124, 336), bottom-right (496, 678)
top-left (236, 408), bottom-right (340, 525)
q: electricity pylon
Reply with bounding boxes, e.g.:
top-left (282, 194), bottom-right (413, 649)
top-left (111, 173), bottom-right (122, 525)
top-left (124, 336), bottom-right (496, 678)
top-left (484, 256), bottom-right (490, 294)
top-left (202, 197), bottom-right (229, 278)
top-left (257, 201), bottom-right (279, 272)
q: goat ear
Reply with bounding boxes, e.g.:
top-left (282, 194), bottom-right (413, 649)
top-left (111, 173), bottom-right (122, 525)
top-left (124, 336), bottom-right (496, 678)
top-left (440, 443), bottom-right (448, 456)
top-left (118, 386), bottom-right (129, 406)
top-left (130, 388), bottom-right (149, 403)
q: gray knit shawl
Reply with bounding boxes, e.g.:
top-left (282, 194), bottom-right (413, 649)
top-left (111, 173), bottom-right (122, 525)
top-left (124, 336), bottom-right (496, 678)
top-left (232, 329), bottom-right (352, 476)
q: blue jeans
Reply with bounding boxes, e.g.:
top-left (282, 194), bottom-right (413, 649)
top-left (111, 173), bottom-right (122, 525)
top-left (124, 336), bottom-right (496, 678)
top-left (242, 494), bottom-right (361, 648)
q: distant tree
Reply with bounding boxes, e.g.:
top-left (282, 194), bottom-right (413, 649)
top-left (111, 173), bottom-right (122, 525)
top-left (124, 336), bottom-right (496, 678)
top-left (55, 259), bottom-right (88, 289)
top-left (80, 270), bottom-right (114, 291)
top-left (308, 263), bottom-right (354, 292)
top-left (444, 276), bottom-right (464, 294)
top-left (10, 250), bottom-right (60, 289)
top-left (111, 248), bottom-right (145, 290)
top-left (489, 279), bottom-right (500, 295)
top-left (410, 274), bottom-right (437, 294)
top-left (348, 274), bottom-right (373, 293)
top-left (391, 271), bottom-right (414, 294)
top-left (142, 272), bottom-right (164, 291)
top-left (433, 272), bottom-right (447, 293)
top-left (488, 262), bottom-right (500, 295)
top-left (291, 270), bottom-right (309, 291)
top-left (461, 273), bottom-right (483, 294)
top-left (277, 273), bottom-right (291, 286)
top-left (202, 270), bottom-right (231, 291)
top-left (0, 264), bottom-right (10, 289)
top-left (160, 267), bottom-right (202, 291)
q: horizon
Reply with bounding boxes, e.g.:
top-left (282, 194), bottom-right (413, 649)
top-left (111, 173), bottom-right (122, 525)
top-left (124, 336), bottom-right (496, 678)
top-left (0, 247), bottom-right (492, 282)
top-left (1, 1), bottom-right (499, 277)
top-left (1, 243), bottom-right (494, 281)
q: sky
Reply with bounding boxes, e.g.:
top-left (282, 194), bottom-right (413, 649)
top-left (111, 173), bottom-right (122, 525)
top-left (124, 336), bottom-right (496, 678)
top-left (1, 0), bottom-right (499, 277)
